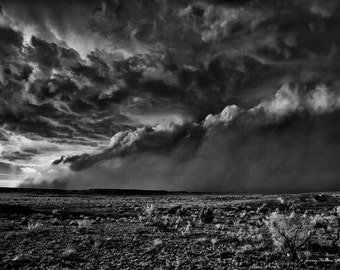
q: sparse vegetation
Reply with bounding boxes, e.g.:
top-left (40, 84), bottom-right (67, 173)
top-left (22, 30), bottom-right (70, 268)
top-left (2, 192), bottom-right (340, 269)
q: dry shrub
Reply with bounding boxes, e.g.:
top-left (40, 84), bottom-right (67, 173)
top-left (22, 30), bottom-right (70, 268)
top-left (266, 211), bottom-right (317, 261)
top-left (313, 214), bottom-right (340, 250)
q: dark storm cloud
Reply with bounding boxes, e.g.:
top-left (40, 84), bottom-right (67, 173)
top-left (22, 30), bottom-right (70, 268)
top-left (44, 82), bottom-right (340, 192)
top-left (0, 27), bottom-right (23, 51)
top-left (0, 28), bottom-right (126, 141)
top-left (1, 0), bottom-right (340, 192)
top-left (0, 0), bottom-right (99, 42)
top-left (0, 28), bottom-right (23, 81)
top-left (1, 0), bottom-right (338, 116)
top-left (27, 36), bottom-right (61, 69)
top-left (61, 123), bottom-right (204, 171)
top-left (28, 74), bottom-right (79, 102)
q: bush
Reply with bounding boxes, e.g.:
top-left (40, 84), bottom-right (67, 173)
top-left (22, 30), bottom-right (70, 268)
top-left (266, 211), bottom-right (317, 261)
top-left (313, 214), bottom-right (340, 250)
top-left (199, 207), bottom-right (214, 223)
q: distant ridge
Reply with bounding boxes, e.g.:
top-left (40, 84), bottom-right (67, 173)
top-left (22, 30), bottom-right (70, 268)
top-left (0, 187), bottom-right (194, 196)
top-left (1, 187), bottom-right (338, 196)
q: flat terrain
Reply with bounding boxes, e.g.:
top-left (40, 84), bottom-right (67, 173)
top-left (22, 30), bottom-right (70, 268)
top-left (1, 189), bottom-right (340, 269)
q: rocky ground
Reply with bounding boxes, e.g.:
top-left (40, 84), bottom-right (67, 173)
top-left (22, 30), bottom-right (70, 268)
top-left (1, 189), bottom-right (340, 269)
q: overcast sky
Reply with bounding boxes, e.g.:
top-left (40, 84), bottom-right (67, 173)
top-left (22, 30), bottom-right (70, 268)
top-left (1, 0), bottom-right (340, 192)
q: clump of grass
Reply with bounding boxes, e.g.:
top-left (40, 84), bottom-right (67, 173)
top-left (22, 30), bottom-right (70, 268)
top-left (139, 203), bottom-right (173, 232)
top-left (61, 245), bottom-right (77, 259)
top-left (27, 221), bottom-right (43, 231)
top-left (153, 238), bottom-right (163, 247)
top-left (277, 197), bottom-right (286, 205)
top-left (224, 224), bottom-right (266, 253)
top-left (77, 219), bottom-right (92, 229)
top-left (145, 203), bottom-right (156, 216)
top-left (210, 238), bottom-right (218, 248)
top-left (196, 237), bottom-right (208, 243)
top-left (179, 221), bottom-right (192, 236)
top-left (237, 226), bottom-right (265, 249)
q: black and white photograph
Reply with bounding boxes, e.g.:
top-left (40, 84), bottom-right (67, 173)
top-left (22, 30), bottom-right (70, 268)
top-left (1, 0), bottom-right (340, 269)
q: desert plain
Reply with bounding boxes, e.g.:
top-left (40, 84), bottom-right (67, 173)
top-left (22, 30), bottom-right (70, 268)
top-left (1, 188), bottom-right (340, 269)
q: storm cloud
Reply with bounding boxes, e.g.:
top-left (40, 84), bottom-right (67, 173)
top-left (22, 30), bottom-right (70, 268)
top-left (0, 0), bottom-right (339, 192)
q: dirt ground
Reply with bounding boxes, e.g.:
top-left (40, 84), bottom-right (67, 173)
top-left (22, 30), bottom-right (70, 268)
top-left (1, 189), bottom-right (340, 269)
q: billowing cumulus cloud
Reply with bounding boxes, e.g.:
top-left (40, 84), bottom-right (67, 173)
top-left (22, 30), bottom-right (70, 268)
top-left (0, 0), bottom-right (340, 192)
